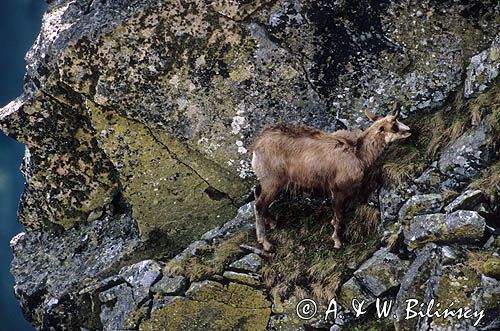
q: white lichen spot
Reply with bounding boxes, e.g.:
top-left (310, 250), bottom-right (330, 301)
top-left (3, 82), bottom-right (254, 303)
top-left (176, 97), bottom-right (188, 110)
top-left (10, 232), bottom-right (26, 247)
top-left (195, 55), bottom-right (206, 67)
top-left (231, 116), bottom-right (246, 134)
top-left (235, 140), bottom-right (247, 154)
top-left (237, 159), bottom-right (252, 179)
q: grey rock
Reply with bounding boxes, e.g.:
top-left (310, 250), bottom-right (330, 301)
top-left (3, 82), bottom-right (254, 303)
top-left (444, 189), bottom-right (484, 212)
top-left (353, 248), bottom-right (410, 297)
top-left (99, 260), bottom-right (163, 330)
top-left (394, 244), bottom-right (441, 330)
top-left (151, 275), bottom-right (186, 296)
top-left (99, 283), bottom-right (139, 331)
top-left (229, 253), bottom-right (262, 273)
top-left (470, 275), bottom-right (500, 330)
top-left (119, 259), bottom-right (162, 304)
top-left (201, 201), bottom-right (255, 242)
top-left (338, 278), bottom-right (376, 311)
top-left (240, 244), bottom-right (264, 256)
top-left (483, 235), bottom-right (495, 249)
top-left (413, 167), bottom-right (446, 191)
top-left (172, 240), bottom-right (207, 262)
top-left (440, 246), bottom-right (458, 265)
top-left (439, 116), bottom-right (492, 182)
top-left (405, 210), bottom-right (485, 248)
top-left (119, 260), bottom-right (162, 289)
top-left (398, 194), bottom-right (443, 221)
top-left (78, 275), bottom-right (123, 295)
top-left (10, 214), bottom-right (140, 330)
top-left (379, 185), bottom-right (408, 226)
top-left (464, 34), bottom-right (499, 98)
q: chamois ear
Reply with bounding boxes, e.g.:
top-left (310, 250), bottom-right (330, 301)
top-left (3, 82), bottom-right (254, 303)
top-left (391, 101), bottom-right (401, 119)
top-left (365, 110), bottom-right (379, 121)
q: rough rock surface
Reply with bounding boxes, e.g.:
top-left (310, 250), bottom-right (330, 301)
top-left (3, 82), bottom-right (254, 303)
top-left (339, 248), bottom-right (409, 309)
top-left (1, 0), bottom-right (499, 330)
top-left (405, 210), bottom-right (486, 249)
top-left (438, 115), bottom-right (493, 182)
top-left (10, 214), bottom-right (141, 329)
top-left (444, 189), bottom-right (485, 212)
top-left (465, 34), bottom-right (499, 98)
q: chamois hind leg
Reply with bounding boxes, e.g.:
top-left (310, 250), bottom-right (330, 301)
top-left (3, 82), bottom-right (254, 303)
top-left (254, 181), bottom-right (281, 252)
top-left (331, 192), bottom-right (347, 249)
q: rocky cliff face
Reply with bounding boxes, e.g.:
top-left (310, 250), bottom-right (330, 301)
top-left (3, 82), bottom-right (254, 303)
top-left (1, 0), bottom-right (499, 330)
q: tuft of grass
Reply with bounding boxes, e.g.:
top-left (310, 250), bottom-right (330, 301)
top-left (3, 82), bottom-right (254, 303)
top-left (164, 230), bottom-right (254, 282)
top-left (381, 148), bottom-right (424, 187)
top-left (469, 160), bottom-right (500, 205)
top-left (345, 205), bottom-right (380, 244)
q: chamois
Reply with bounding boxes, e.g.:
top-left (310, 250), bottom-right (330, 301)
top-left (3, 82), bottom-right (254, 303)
top-left (251, 106), bottom-right (411, 251)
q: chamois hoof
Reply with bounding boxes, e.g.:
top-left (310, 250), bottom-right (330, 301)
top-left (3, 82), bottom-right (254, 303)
top-left (262, 240), bottom-right (275, 252)
top-left (268, 219), bottom-right (277, 230)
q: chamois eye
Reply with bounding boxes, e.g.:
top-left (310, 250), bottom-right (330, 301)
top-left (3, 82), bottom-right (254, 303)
top-left (392, 124), bottom-right (399, 132)
top-left (378, 126), bottom-right (384, 132)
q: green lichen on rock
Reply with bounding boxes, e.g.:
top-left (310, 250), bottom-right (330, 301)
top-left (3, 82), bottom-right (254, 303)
top-left (140, 281), bottom-right (271, 331)
top-left (87, 101), bottom-right (249, 247)
top-left (432, 262), bottom-right (481, 327)
top-left (483, 258), bottom-right (500, 279)
top-left (0, 92), bottom-right (120, 230)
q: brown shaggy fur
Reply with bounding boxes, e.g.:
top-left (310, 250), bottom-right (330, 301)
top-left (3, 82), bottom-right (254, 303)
top-left (251, 111), bottom-right (411, 251)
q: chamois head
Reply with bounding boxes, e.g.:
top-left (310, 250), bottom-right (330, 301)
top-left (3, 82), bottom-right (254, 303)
top-left (365, 103), bottom-right (411, 143)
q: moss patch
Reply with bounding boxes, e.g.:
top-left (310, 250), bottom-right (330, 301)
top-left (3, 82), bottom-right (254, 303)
top-left (346, 318), bottom-right (395, 331)
top-left (433, 262), bottom-right (481, 327)
top-left (483, 258), bottom-right (500, 279)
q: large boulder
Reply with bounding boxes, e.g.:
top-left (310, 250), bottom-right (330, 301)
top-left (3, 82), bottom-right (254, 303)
top-left (1, 0), bottom-right (497, 241)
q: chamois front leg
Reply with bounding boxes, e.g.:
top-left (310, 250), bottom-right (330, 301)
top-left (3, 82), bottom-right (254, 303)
top-left (331, 192), bottom-right (347, 249)
top-left (254, 183), bottom-right (280, 252)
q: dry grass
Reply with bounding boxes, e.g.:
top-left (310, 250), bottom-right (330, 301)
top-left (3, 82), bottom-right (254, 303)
top-left (164, 230), bottom-right (254, 282)
top-left (469, 160), bottom-right (500, 205)
top-left (377, 84), bottom-right (499, 188)
top-left (381, 148), bottom-right (424, 187)
top-left (262, 199), bottom-right (380, 304)
top-left (344, 205), bottom-right (380, 244)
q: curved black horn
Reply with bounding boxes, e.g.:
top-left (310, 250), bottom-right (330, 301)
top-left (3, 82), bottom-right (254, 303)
top-left (392, 102), bottom-right (401, 118)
